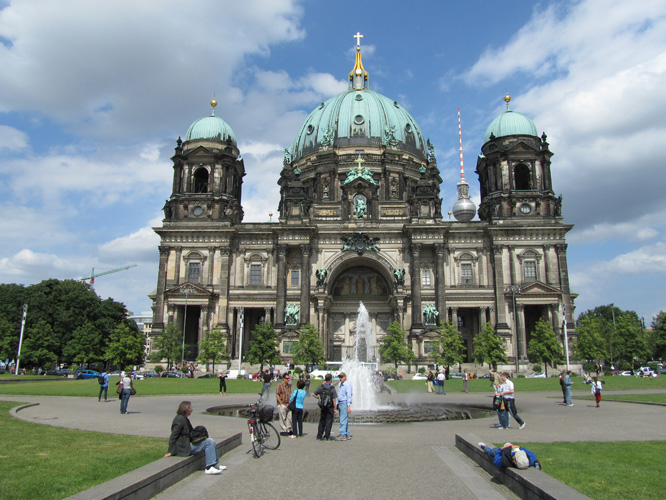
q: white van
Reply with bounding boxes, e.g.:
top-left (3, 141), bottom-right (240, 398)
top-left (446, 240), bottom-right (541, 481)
top-left (224, 369), bottom-right (247, 379)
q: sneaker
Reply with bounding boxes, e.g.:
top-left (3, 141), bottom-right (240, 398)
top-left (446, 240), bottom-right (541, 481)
top-left (497, 426), bottom-right (506, 430)
top-left (534, 460), bottom-right (541, 470)
top-left (567, 404), bottom-right (575, 407)
top-left (213, 464), bottom-right (227, 471)
top-left (205, 466), bottom-right (222, 475)
top-left (478, 442), bottom-right (487, 450)
top-left (519, 423), bottom-right (526, 429)
top-left (290, 435), bottom-right (297, 438)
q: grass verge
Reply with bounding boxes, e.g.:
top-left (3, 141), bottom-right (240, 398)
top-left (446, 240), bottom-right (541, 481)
top-left (0, 401), bottom-right (165, 500)
top-left (518, 441), bottom-right (666, 500)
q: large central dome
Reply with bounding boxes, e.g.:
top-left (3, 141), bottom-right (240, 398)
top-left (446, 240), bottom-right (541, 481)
top-left (290, 43), bottom-right (427, 162)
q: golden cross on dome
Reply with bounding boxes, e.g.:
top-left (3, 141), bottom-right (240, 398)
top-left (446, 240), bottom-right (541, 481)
top-left (354, 32), bottom-right (363, 49)
top-left (355, 154), bottom-right (365, 172)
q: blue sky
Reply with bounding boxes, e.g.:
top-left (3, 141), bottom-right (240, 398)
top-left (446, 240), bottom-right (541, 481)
top-left (0, 0), bottom-right (665, 325)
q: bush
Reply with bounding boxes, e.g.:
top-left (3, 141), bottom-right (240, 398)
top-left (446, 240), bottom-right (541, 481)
top-left (154, 365), bottom-right (164, 374)
top-left (293, 367), bottom-right (303, 375)
top-left (418, 367), bottom-right (426, 374)
top-left (532, 365), bottom-right (543, 372)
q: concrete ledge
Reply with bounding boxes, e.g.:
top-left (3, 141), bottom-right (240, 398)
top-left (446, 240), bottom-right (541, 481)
top-left (455, 433), bottom-right (592, 500)
top-left (65, 433), bottom-right (242, 500)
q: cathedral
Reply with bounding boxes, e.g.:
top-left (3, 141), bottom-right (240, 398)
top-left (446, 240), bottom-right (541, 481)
top-left (150, 36), bottom-right (576, 367)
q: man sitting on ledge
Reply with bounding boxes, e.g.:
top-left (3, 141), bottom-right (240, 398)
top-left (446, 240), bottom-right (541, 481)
top-left (164, 401), bottom-right (227, 475)
top-left (478, 442), bottom-right (541, 470)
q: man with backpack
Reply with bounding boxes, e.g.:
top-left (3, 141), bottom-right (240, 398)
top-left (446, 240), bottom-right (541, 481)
top-left (313, 373), bottom-right (337, 441)
top-left (98, 368), bottom-right (109, 402)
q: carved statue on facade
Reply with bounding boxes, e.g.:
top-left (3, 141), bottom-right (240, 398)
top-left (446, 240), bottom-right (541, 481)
top-left (344, 155), bottom-right (376, 185)
top-left (341, 233), bottom-right (380, 255)
top-left (316, 268), bottom-right (328, 286)
top-left (393, 267), bottom-right (405, 286)
top-left (354, 196), bottom-right (367, 219)
top-left (285, 303), bottom-right (300, 326)
top-left (427, 138), bottom-right (436, 162)
top-left (422, 304), bottom-right (439, 326)
top-left (321, 127), bottom-right (334, 147)
top-left (283, 148), bottom-right (292, 165)
top-left (384, 125), bottom-right (398, 147)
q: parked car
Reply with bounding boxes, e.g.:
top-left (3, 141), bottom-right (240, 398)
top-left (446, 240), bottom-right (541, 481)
top-left (526, 372), bottom-right (547, 378)
top-left (163, 370), bottom-right (185, 378)
top-left (75, 369), bottom-right (100, 380)
top-left (142, 370), bottom-right (158, 378)
top-left (46, 369), bottom-right (71, 377)
top-left (223, 369), bottom-right (247, 379)
top-left (618, 370), bottom-right (633, 376)
top-left (412, 373), bottom-right (428, 380)
top-left (636, 367), bottom-right (655, 377)
top-left (448, 372), bottom-right (464, 379)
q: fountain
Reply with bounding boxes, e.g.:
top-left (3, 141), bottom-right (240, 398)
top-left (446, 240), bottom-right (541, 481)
top-left (206, 301), bottom-right (493, 423)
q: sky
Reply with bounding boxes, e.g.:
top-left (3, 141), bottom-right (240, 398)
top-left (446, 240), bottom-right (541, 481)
top-left (0, 0), bottom-right (665, 325)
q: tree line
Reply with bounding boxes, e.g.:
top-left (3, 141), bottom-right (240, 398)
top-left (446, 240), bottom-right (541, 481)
top-left (0, 279), bottom-right (145, 371)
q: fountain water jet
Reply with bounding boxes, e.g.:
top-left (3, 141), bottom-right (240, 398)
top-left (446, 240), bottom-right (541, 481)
top-left (339, 302), bottom-right (388, 410)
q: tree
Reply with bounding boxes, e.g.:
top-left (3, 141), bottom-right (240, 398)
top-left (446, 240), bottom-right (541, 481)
top-left (105, 323), bottom-right (145, 369)
top-left (473, 322), bottom-right (507, 369)
top-left (246, 322), bottom-right (280, 372)
top-left (379, 321), bottom-right (415, 369)
top-left (0, 316), bottom-right (19, 362)
top-left (573, 316), bottom-right (607, 362)
top-left (292, 323), bottom-right (325, 367)
top-left (197, 327), bottom-right (228, 372)
top-left (649, 311), bottom-right (666, 360)
top-left (614, 313), bottom-right (645, 368)
top-left (527, 318), bottom-right (563, 376)
top-left (150, 322), bottom-right (182, 370)
top-left (63, 322), bottom-right (102, 368)
top-left (435, 323), bottom-right (465, 367)
top-left (22, 320), bottom-right (58, 369)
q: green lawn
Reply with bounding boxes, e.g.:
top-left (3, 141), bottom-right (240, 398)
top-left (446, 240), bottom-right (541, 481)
top-left (0, 376), bottom-right (325, 397)
top-left (596, 393), bottom-right (666, 404)
top-left (520, 441), bottom-right (666, 500)
top-left (0, 401), bottom-right (165, 500)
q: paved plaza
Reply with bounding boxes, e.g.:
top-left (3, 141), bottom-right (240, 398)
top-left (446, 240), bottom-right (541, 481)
top-left (5, 385), bottom-right (666, 499)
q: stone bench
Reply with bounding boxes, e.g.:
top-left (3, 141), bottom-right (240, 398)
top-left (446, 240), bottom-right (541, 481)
top-left (455, 433), bottom-right (592, 500)
top-left (65, 433), bottom-right (242, 500)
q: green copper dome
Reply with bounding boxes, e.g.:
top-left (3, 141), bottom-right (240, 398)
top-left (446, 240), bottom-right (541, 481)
top-left (185, 113), bottom-right (237, 145)
top-left (290, 88), bottom-right (427, 161)
top-left (484, 110), bottom-right (538, 143)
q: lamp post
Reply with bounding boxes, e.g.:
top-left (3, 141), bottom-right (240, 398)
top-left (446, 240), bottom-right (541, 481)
top-left (506, 284), bottom-right (522, 374)
top-left (237, 307), bottom-right (244, 373)
top-left (180, 285), bottom-right (195, 368)
top-left (563, 303), bottom-right (570, 371)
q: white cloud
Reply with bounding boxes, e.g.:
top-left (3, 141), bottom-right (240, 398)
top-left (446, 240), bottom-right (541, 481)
top-left (0, 248), bottom-right (77, 278)
top-left (98, 224), bottom-right (161, 263)
top-left (0, 125), bottom-right (28, 151)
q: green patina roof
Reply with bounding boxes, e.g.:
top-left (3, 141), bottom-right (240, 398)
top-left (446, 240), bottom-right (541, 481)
top-left (185, 113), bottom-right (237, 145)
top-left (290, 88), bottom-right (427, 161)
top-left (484, 110), bottom-right (538, 143)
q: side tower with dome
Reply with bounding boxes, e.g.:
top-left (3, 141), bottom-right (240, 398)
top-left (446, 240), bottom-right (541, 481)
top-left (150, 36), bottom-right (576, 372)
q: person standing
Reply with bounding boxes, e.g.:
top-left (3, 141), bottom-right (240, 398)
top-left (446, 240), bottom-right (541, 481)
top-left (218, 370), bottom-right (227, 397)
top-left (559, 371), bottom-right (567, 404)
top-left (289, 379), bottom-right (306, 438)
top-left (463, 369), bottom-right (469, 393)
top-left (276, 373), bottom-right (293, 436)
top-left (426, 371), bottom-right (434, 393)
top-left (494, 382), bottom-right (509, 429)
top-left (591, 376), bottom-right (602, 407)
top-left (164, 401), bottom-right (226, 475)
top-left (304, 373), bottom-right (311, 397)
top-left (118, 371), bottom-right (134, 414)
top-left (313, 373), bottom-right (337, 440)
top-left (258, 369), bottom-right (272, 400)
top-left (336, 372), bottom-right (353, 440)
top-left (98, 368), bottom-right (110, 402)
top-left (437, 370), bottom-right (446, 395)
top-left (564, 370), bottom-right (574, 406)
top-left (491, 368), bottom-right (500, 389)
top-left (499, 372), bottom-right (525, 429)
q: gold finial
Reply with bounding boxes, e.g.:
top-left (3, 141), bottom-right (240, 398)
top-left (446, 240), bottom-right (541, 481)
top-left (210, 97), bottom-right (218, 115)
top-left (349, 32), bottom-right (368, 89)
top-left (504, 92), bottom-right (511, 110)
top-left (355, 154), bottom-right (365, 172)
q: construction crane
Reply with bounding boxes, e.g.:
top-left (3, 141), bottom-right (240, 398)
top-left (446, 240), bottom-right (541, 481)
top-left (80, 265), bottom-right (137, 285)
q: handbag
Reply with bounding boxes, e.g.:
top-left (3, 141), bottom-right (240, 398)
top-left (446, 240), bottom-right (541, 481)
top-left (287, 390), bottom-right (298, 412)
top-left (116, 382), bottom-right (123, 395)
top-left (130, 387), bottom-right (137, 396)
top-left (190, 425), bottom-right (209, 444)
top-left (492, 394), bottom-right (502, 410)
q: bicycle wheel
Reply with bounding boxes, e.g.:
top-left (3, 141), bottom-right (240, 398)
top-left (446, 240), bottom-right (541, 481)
top-left (260, 422), bottom-right (281, 450)
top-left (251, 423), bottom-right (264, 458)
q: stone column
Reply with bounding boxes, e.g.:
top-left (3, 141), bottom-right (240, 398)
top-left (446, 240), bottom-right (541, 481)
top-left (508, 245), bottom-right (517, 285)
top-left (434, 244), bottom-right (447, 319)
top-left (300, 244), bottom-right (311, 324)
top-left (207, 246), bottom-right (215, 287)
top-left (410, 244), bottom-right (423, 327)
top-left (218, 247), bottom-right (231, 329)
top-left (153, 246), bottom-right (170, 329)
top-left (451, 307), bottom-right (458, 329)
top-left (492, 245), bottom-right (509, 328)
top-left (275, 245), bottom-right (287, 327)
top-left (516, 303), bottom-right (525, 360)
top-left (264, 307), bottom-right (272, 325)
top-left (556, 244), bottom-right (574, 325)
top-left (174, 247), bottom-right (182, 285)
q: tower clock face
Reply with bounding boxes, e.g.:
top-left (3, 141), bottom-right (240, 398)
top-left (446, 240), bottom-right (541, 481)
top-left (192, 206), bottom-right (204, 216)
top-left (520, 203), bottom-right (531, 214)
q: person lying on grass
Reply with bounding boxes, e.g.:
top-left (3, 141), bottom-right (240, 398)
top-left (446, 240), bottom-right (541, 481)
top-left (477, 441), bottom-right (541, 470)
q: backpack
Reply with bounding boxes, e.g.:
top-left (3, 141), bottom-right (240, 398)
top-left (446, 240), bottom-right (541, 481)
top-left (318, 385), bottom-right (334, 409)
top-left (98, 374), bottom-right (105, 385)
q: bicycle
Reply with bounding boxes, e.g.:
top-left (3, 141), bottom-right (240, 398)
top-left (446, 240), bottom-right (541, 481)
top-left (246, 398), bottom-right (280, 458)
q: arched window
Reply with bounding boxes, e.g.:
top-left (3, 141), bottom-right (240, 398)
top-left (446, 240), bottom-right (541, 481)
top-left (193, 168), bottom-right (208, 193)
top-left (514, 164), bottom-right (531, 190)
